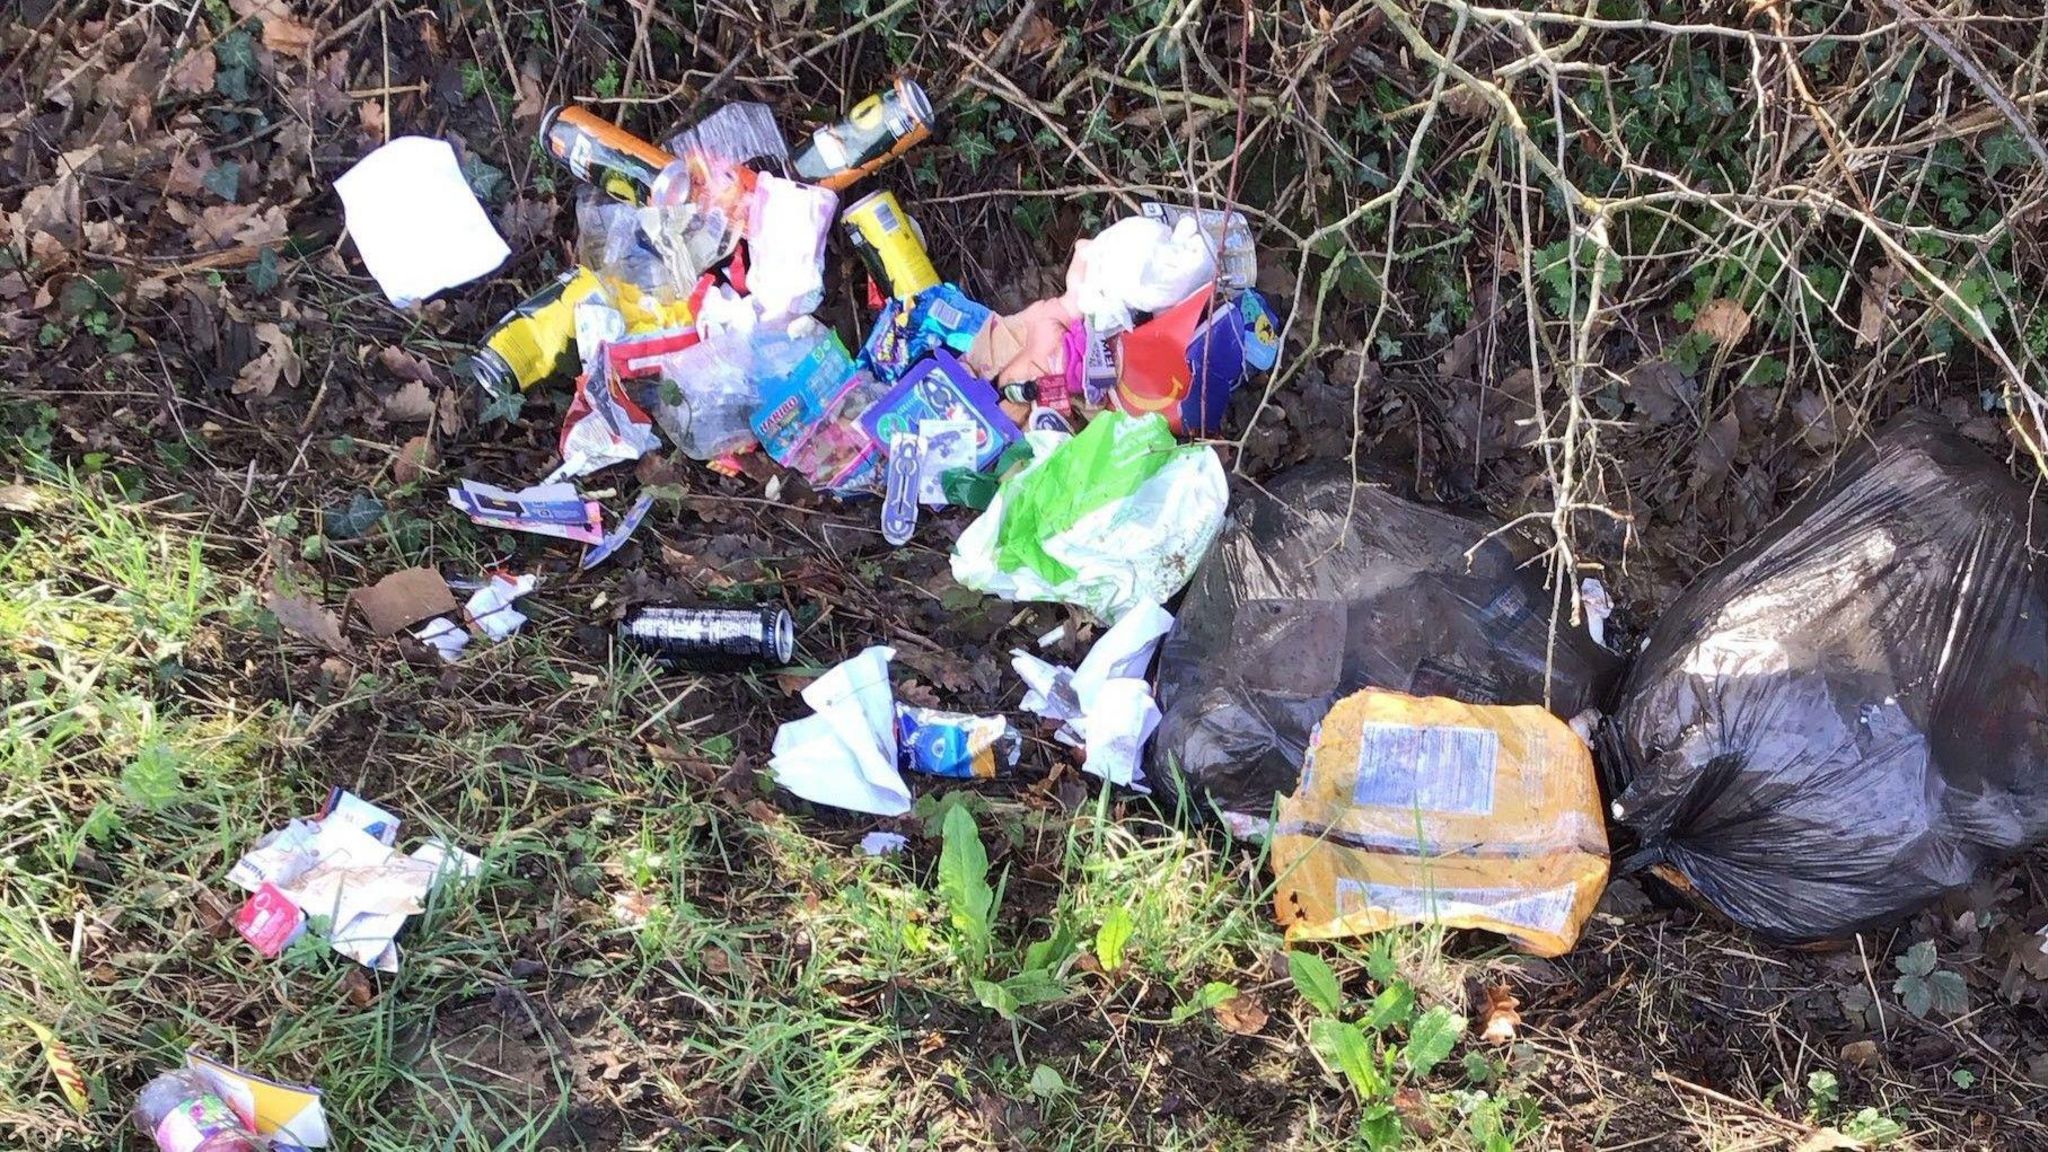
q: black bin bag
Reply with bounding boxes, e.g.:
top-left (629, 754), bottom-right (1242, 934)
top-left (1603, 415), bottom-right (2048, 941)
top-left (1151, 464), bottom-right (1621, 828)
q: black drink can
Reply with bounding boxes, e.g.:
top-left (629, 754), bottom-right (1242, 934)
top-left (619, 604), bottom-right (795, 669)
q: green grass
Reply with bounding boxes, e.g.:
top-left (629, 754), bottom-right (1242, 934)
top-left (0, 442), bottom-right (1542, 1149)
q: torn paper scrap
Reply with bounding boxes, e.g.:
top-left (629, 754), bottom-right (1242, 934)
top-left (413, 616), bottom-right (469, 663)
top-left (350, 566), bottom-right (456, 635)
top-left (464, 571), bottom-right (537, 641)
top-left (1013, 601), bottom-right (1172, 791)
top-left (581, 491), bottom-right (656, 571)
top-left (860, 831), bottom-right (908, 856)
top-left (769, 646), bottom-right (912, 816)
top-left (449, 479), bottom-right (603, 545)
top-left (334, 136), bottom-right (509, 308)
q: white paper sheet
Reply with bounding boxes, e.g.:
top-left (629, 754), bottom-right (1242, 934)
top-left (335, 137), bottom-right (509, 307)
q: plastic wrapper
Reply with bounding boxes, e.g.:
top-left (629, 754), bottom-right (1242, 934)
top-left (1603, 416), bottom-right (2048, 942)
top-left (743, 174), bottom-right (836, 320)
top-left (663, 101), bottom-right (789, 174)
top-left (951, 412), bottom-right (1228, 622)
top-left (646, 335), bottom-right (760, 460)
top-left (1140, 201), bottom-right (1256, 292)
top-left (1067, 215), bottom-right (1218, 336)
top-left (1273, 689), bottom-right (1609, 957)
top-left (1151, 464), bottom-right (1620, 830)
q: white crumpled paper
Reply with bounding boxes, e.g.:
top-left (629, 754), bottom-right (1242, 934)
top-left (769, 647), bottom-right (912, 816)
top-left (1067, 214), bottom-right (1218, 336)
top-left (227, 791), bottom-right (479, 972)
top-left (335, 136), bottom-right (510, 308)
top-left (464, 572), bottom-right (536, 641)
top-left (1013, 601), bottom-right (1174, 791)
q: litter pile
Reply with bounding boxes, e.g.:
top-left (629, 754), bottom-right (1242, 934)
top-left (105, 63), bottom-right (2048, 1146)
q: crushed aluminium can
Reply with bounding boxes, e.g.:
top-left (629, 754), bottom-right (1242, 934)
top-left (841, 190), bottom-right (941, 300)
top-left (618, 604), bottom-right (795, 669)
top-left (790, 78), bottom-right (934, 191)
top-left (541, 105), bottom-right (676, 205)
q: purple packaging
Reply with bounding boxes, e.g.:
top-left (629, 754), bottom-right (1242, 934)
top-left (858, 350), bottom-right (1020, 470)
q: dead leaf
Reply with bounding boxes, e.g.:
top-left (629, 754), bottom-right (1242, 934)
top-left (1839, 1039), bottom-right (1882, 1068)
top-left (357, 99), bottom-right (387, 142)
top-left (383, 378), bottom-right (435, 421)
top-left (1213, 993), bottom-right (1269, 1036)
top-left (1443, 83), bottom-right (1492, 119)
top-left (340, 966), bottom-right (376, 1007)
top-left (1691, 297), bottom-right (1752, 347)
top-left (266, 591), bottom-right (350, 652)
top-left (260, 14), bottom-right (318, 58)
top-left (235, 322), bottom-right (302, 396)
top-left (234, 319), bottom-right (301, 397)
top-left (350, 567), bottom-right (455, 634)
top-left (0, 484), bottom-right (46, 513)
top-left (435, 385), bottom-right (469, 438)
top-left (1857, 263), bottom-right (1907, 348)
top-left (167, 45), bottom-right (217, 95)
top-left (896, 677), bottom-right (942, 710)
top-left (393, 434), bottom-right (436, 484)
top-left (1689, 411), bottom-right (1740, 494)
top-left (512, 60), bottom-right (547, 122)
top-left (1792, 391), bottom-right (1850, 450)
top-left (1625, 359), bottom-right (1697, 426)
top-left (1480, 985), bottom-right (1522, 1044)
top-left (1016, 14), bottom-right (1061, 56)
top-left (1793, 1130), bottom-right (1863, 1152)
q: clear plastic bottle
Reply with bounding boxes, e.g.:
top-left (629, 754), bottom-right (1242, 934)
top-left (133, 1069), bottom-right (262, 1152)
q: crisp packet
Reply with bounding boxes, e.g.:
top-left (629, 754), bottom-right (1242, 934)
top-left (896, 705), bottom-right (1020, 779)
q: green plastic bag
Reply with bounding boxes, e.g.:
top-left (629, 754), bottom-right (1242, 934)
top-left (951, 412), bottom-right (1228, 621)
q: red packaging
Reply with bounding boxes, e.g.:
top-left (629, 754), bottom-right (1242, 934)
top-left (234, 883), bottom-right (306, 958)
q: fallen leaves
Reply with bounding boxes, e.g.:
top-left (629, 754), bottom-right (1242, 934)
top-left (382, 379), bottom-right (436, 422)
top-left (1213, 992), bottom-right (1269, 1036)
top-left (234, 322), bottom-right (302, 396)
top-left (394, 435), bottom-right (436, 484)
top-left (167, 45), bottom-right (218, 96)
top-left (265, 590), bottom-right (349, 652)
top-left (1857, 263), bottom-right (1908, 348)
top-left (1479, 985), bottom-right (1522, 1044)
top-left (19, 1019), bottom-right (89, 1115)
top-left (1691, 297), bottom-right (1752, 347)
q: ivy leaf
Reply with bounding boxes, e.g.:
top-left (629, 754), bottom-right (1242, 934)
top-left (202, 160), bottom-right (242, 202)
top-left (1288, 950), bottom-right (1344, 1015)
top-left (1981, 129), bottom-right (2032, 177)
top-left (1095, 906), bottom-right (1134, 972)
top-left (1403, 1005), bottom-right (1467, 1076)
top-left (479, 389), bottom-right (525, 424)
top-left (1895, 940), bottom-right (1937, 978)
top-left (1309, 1019), bottom-right (1384, 1100)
